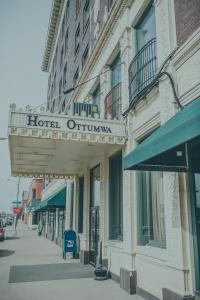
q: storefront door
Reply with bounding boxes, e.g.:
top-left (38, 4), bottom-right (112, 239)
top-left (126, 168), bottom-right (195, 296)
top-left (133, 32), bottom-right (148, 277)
top-left (89, 165), bottom-right (100, 265)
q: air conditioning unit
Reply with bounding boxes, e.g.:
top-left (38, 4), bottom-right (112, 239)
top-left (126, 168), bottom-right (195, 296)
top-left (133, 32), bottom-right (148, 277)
top-left (70, 102), bottom-right (99, 118)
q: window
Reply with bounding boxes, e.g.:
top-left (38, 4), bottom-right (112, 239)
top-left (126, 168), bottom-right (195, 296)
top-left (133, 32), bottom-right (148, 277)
top-left (70, 183), bottom-right (74, 229)
top-left (82, 43), bottom-right (89, 68)
top-left (83, 0), bottom-right (90, 33)
top-left (128, 3), bottom-right (157, 105)
top-left (65, 0), bottom-right (70, 23)
top-left (63, 62), bottom-right (67, 87)
top-left (53, 72), bottom-right (56, 91)
top-left (60, 46), bottom-right (64, 67)
top-left (73, 67), bottom-right (79, 87)
top-left (136, 4), bottom-right (156, 51)
top-left (109, 151), bottom-right (123, 240)
top-left (61, 17), bottom-right (65, 38)
top-left (92, 84), bottom-right (100, 110)
top-left (111, 54), bottom-right (121, 88)
top-left (32, 188), bottom-right (36, 199)
top-left (75, 23), bottom-right (80, 55)
top-left (104, 54), bottom-right (121, 120)
top-left (108, 0), bottom-right (114, 11)
top-left (64, 28), bottom-right (69, 53)
top-left (62, 100), bottom-right (66, 112)
top-left (59, 78), bottom-right (63, 103)
top-left (137, 171), bottom-right (166, 248)
top-left (76, 0), bottom-right (81, 16)
top-left (78, 176), bottom-right (84, 233)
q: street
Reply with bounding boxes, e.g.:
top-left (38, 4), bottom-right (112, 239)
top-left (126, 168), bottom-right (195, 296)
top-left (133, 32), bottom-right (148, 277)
top-left (0, 223), bottom-right (144, 300)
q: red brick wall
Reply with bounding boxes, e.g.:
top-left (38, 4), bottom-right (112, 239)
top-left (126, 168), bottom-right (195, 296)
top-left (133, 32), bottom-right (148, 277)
top-left (27, 179), bottom-right (43, 203)
top-left (174, 0), bottom-right (200, 46)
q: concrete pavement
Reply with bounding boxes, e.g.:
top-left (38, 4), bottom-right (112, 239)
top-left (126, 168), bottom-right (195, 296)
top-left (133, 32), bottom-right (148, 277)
top-left (0, 223), bottom-right (144, 300)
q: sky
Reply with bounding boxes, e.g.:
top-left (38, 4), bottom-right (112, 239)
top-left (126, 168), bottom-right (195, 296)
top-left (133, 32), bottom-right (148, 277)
top-left (0, 0), bottom-right (52, 212)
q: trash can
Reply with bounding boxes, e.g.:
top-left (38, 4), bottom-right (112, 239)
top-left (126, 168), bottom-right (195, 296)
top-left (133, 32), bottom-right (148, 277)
top-left (62, 230), bottom-right (77, 260)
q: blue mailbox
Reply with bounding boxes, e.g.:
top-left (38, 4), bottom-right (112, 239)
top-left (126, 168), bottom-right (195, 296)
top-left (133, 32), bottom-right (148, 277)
top-left (62, 230), bottom-right (77, 260)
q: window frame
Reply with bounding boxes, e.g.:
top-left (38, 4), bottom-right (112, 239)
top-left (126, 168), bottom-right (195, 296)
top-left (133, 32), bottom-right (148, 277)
top-left (83, 0), bottom-right (90, 34)
top-left (75, 23), bottom-right (80, 55)
top-left (109, 151), bottom-right (123, 241)
top-left (82, 43), bottom-right (89, 69)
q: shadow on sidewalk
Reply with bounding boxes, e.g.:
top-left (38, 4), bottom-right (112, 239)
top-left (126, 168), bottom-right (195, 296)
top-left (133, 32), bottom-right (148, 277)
top-left (0, 249), bottom-right (15, 258)
top-left (6, 237), bottom-right (20, 240)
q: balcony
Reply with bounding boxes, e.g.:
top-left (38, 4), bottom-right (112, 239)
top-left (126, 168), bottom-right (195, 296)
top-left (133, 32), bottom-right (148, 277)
top-left (129, 38), bottom-right (157, 106)
top-left (104, 82), bottom-right (121, 120)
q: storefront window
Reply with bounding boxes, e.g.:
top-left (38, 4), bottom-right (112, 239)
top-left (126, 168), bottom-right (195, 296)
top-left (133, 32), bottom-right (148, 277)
top-left (70, 183), bottom-right (74, 229)
top-left (109, 151), bottom-right (123, 240)
top-left (137, 171), bottom-right (166, 248)
top-left (78, 177), bottom-right (84, 233)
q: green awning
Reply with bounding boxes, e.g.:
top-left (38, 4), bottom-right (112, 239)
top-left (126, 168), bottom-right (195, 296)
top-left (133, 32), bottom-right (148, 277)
top-left (123, 98), bottom-right (200, 172)
top-left (35, 186), bottom-right (66, 211)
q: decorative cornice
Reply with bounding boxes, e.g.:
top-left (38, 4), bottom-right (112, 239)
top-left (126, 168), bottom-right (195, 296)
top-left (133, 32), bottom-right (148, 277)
top-left (8, 127), bottom-right (125, 145)
top-left (42, 0), bottom-right (65, 72)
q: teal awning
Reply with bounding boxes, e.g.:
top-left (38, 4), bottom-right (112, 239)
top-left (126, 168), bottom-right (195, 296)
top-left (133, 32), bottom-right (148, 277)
top-left (123, 98), bottom-right (200, 172)
top-left (34, 186), bottom-right (66, 211)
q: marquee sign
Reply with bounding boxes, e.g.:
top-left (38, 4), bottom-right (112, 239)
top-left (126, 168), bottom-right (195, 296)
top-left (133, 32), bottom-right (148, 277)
top-left (8, 106), bottom-right (126, 178)
top-left (27, 115), bottom-right (112, 134)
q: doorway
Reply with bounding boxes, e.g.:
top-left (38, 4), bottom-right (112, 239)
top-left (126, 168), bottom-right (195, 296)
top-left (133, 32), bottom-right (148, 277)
top-left (89, 165), bottom-right (100, 265)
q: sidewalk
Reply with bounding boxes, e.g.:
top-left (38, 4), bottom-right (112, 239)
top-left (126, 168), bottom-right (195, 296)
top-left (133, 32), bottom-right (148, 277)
top-left (0, 223), bottom-right (144, 300)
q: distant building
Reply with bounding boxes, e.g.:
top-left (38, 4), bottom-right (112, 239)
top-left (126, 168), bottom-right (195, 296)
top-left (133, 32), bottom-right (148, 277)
top-left (24, 179), bottom-right (43, 227)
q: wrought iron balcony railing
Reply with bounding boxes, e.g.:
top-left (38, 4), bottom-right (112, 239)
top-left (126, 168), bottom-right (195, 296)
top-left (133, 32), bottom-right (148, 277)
top-left (129, 38), bottom-right (157, 106)
top-left (104, 82), bottom-right (121, 120)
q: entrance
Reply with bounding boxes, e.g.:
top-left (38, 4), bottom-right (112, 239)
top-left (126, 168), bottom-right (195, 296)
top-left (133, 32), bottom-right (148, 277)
top-left (89, 165), bottom-right (100, 265)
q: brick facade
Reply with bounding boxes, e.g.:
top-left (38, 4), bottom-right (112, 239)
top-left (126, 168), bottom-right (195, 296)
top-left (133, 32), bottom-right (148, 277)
top-left (174, 0), bottom-right (200, 46)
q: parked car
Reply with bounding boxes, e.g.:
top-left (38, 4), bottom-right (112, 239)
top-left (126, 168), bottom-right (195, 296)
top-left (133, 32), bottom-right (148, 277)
top-left (0, 219), bottom-right (5, 241)
top-left (6, 217), bottom-right (13, 226)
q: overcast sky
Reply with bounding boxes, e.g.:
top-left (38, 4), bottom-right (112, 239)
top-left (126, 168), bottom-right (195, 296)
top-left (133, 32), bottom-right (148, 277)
top-left (0, 0), bottom-right (51, 212)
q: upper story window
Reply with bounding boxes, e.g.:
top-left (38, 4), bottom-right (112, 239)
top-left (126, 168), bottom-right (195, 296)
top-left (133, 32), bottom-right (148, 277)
top-left (129, 4), bottom-right (157, 106)
top-left (92, 84), bottom-right (100, 111)
top-left (75, 23), bottom-right (80, 55)
top-left (65, 0), bottom-right (70, 23)
top-left (83, 0), bottom-right (90, 34)
top-left (73, 67), bottom-right (79, 87)
top-left (50, 84), bottom-right (53, 99)
top-left (104, 54), bottom-right (121, 120)
top-left (108, 0), bottom-right (114, 12)
top-left (63, 62), bottom-right (67, 87)
top-left (136, 4), bottom-right (156, 51)
top-left (59, 78), bottom-right (63, 98)
top-left (61, 17), bottom-right (65, 38)
top-left (76, 0), bottom-right (81, 17)
top-left (82, 43), bottom-right (89, 69)
top-left (48, 74), bottom-right (51, 90)
top-left (111, 54), bottom-right (121, 88)
top-left (64, 28), bottom-right (69, 54)
top-left (60, 46), bottom-right (64, 68)
top-left (53, 72), bottom-right (57, 91)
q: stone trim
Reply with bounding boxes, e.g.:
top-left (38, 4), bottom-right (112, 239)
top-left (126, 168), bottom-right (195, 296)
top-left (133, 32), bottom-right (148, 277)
top-left (80, 250), bottom-right (89, 265)
top-left (163, 288), bottom-right (194, 300)
top-left (136, 286), bottom-right (160, 300)
top-left (120, 268), bottom-right (137, 295)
